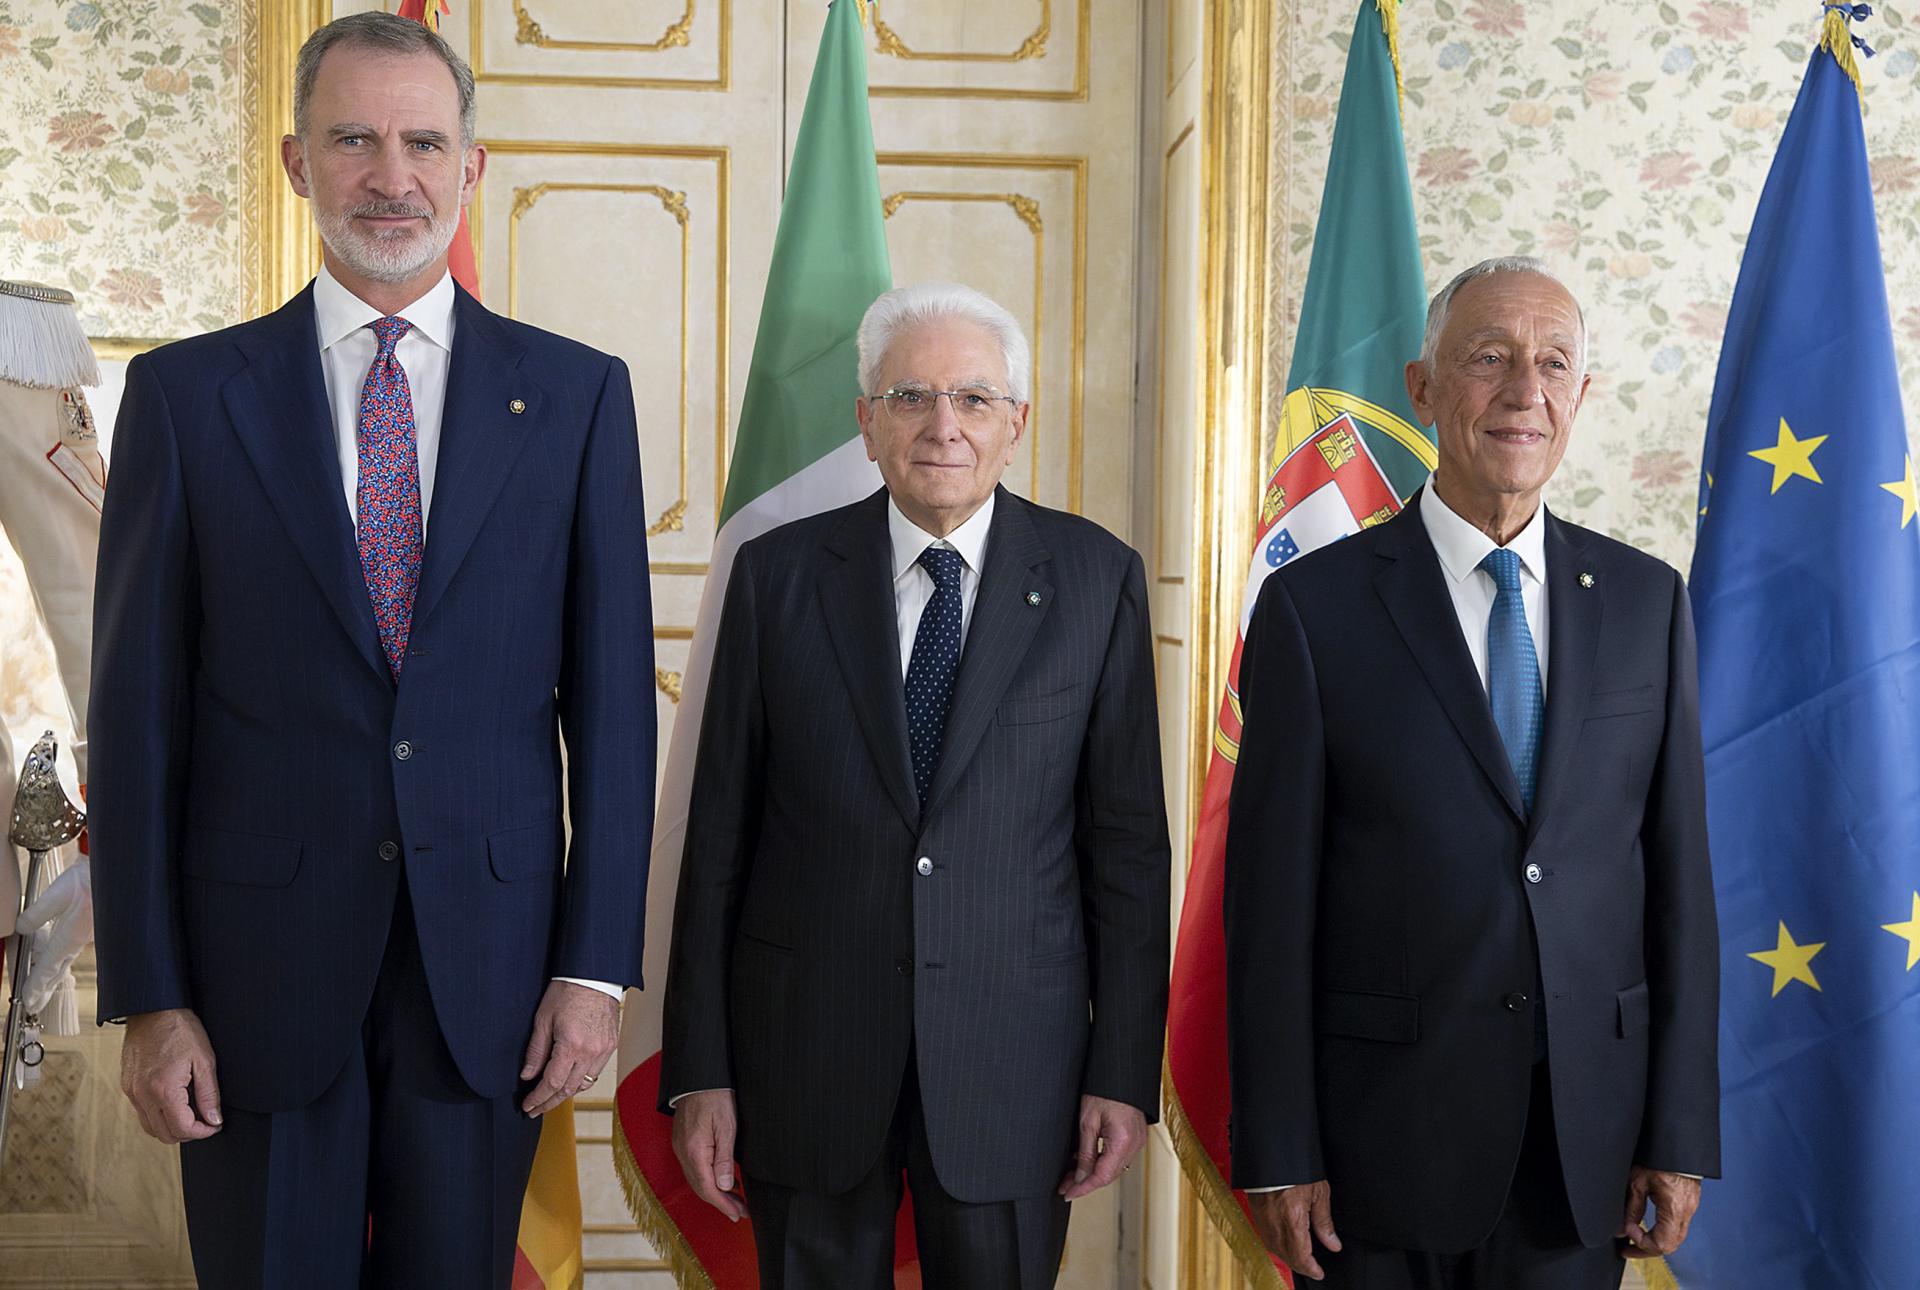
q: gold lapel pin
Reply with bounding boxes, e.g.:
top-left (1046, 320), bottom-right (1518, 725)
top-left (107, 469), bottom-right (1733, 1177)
top-left (508, 398), bottom-right (526, 414)
top-left (1579, 571), bottom-right (1595, 588)
top-left (1025, 591), bottom-right (1042, 607)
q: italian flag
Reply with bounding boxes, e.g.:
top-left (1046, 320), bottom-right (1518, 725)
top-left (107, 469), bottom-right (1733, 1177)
top-left (612, 1), bottom-right (893, 1282)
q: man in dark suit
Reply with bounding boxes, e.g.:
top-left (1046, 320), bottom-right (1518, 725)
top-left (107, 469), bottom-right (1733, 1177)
top-left (661, 282), bottom-right (1170, 1288)
top-left (1226, 258), bottom-right (1719, 1287)
top-left (89, 15), bottom-right (653, 1287)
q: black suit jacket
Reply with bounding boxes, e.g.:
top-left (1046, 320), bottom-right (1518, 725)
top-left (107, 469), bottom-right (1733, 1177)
top-left (660, 486), bottom-right (1170, 1203)
top-left (1224, 494), bottom-right (1719, 1252)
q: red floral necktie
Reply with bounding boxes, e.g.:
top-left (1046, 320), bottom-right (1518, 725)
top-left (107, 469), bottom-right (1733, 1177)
top-left (356, 315), bottom-right (423, 679)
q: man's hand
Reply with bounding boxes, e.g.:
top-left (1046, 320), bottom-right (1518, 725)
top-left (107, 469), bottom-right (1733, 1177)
top-left (1058, 1095), bottom-right (1148, 1200)
top-left (671, 1089), bottom-right (746, 1221)
top-left (1621, 1167), bottom-right (1701, 1259)
top-left (120, 1008), bottom-right (223, 1144)
top-left (1247, 1181), bottom-right (1342, 1282)
top-left (519, 981), bottom-right (619, 1116)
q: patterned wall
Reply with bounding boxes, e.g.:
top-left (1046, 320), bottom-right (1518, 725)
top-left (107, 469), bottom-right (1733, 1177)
top-left (1269, 0), bottom-right (1920, 573)
top-left (0, 0), bottom-right (245, 339)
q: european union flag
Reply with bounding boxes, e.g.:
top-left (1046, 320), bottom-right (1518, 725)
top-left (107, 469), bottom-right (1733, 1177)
top-left (1673, 15), bottom-right (1920, 1289)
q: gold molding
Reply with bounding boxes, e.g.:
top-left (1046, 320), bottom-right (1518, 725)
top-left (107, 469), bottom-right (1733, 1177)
top-left (655, 668), bottom-right (683, 703)
top-left (472, 0), bottom-right (730, 90)
top-left (513, 0), bottom-right (694, 53)
top-left (649, 561), bottom-right (710, 576)
top-left (1153, 119), bottom-right (1198, 589)
top-left (868, 0), bottom-right (1089, 102)
top-left (477, 140), bottom-right (732, 540)
top-left (877, 153), bottom-right (1085, 513)
top-left (242, 0), bottom-right (328, 318)
top-left (506, 179), bottom-right (691, 539)
top-left (87, 337), bottom-right (170, 362)
top-left (654, 626), bottom-right (695, 641)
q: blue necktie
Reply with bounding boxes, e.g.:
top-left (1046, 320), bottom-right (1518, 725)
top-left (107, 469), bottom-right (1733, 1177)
top-left (904, 546), bottom-right (966, 809)
top-left (1479, 548), bottom-right (1544, 813)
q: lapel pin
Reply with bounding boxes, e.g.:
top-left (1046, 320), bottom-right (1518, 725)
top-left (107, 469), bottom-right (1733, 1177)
top-left (1025, 591), bottom-right (1043, 607)
top-left (1579, 571), bottom-right (1595, 588)
top-left (508, 398), bottom-right (526, 414)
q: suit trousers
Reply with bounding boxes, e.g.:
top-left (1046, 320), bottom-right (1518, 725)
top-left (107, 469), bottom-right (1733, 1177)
top-left (743, 1059), bottom-right (1071, 1290)
top-left (178, 872), bottom-right (542, 1290)
top-left (1319, 1062), bottom-right (1626, 1290)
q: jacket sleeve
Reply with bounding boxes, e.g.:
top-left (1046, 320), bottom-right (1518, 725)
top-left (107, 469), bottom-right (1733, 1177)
top-left (1635, 569), bottom-right (1721, 1176)
top-left (88, 355), bottom-right (197, 1022)
top-left (658, 541), bottom-right (767, 1109)
top-left (551, 356), bottom-right (655, 988)
top-left (1223, 571), bottom-right (1327, 1188)
top-left (1074, 548), bottom-right (1172, 1119)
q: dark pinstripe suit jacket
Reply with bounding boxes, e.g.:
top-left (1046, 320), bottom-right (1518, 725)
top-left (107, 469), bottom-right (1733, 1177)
top-left (660, 486), bottom-right (1170, 1203)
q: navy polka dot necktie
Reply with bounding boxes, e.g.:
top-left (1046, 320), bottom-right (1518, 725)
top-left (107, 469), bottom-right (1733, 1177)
top-left (1479, 547), bottom-right (1544, 813)
top-left (904, 546), bottom-right (966, 809)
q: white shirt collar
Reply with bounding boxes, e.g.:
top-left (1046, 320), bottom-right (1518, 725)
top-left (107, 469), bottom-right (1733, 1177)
top-left (888, 490), bottom-right (997, 582)
top-left (1420, 476), bottom-right (1549, 586)
top-left (313, 261), bottom-right (456, 354)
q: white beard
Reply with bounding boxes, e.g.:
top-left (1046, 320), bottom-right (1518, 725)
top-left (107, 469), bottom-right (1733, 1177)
top-left (314, 199), bottom-right (460, 285)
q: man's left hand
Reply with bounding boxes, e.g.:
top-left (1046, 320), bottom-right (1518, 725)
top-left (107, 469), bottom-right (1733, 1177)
top-left (1058, 1095), bottom-right (1147, 1200)
top-left (1620, 1166), bottom-right (1701, 1259)
top-left (519, 981), bottom-right (620, 1116)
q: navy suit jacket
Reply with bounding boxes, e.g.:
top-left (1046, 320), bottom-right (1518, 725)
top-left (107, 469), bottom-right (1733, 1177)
top-left (90, 284), bottom-right (655, 1112)
top-left (1224, 494), bottom-right (1719, 1252)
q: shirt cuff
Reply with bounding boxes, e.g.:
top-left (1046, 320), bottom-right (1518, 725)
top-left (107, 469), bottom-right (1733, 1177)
top-left (1244, 1185), bottom-right (1296, 1193)
top-left (667, 1087), bottom-right (731, 1109)
top-left (552, 976), bottom-right (625, 1001)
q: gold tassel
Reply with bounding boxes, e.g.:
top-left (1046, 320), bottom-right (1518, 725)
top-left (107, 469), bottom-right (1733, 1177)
top-left (1819, 8), bottom-right (1866, 99)
top-left (1161, 1056), bottom-right (1288, 1288)
top-left (854, 0), bottom-right (871, 31)
top-left (611, 1114), bottom-right (719, 1290)
top-left (1376, 0), bottom-right (1407, 111)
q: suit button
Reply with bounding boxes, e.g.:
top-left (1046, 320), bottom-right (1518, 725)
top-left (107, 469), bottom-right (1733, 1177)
top-left (1505, 992), bottom-right (1530, 1012)
top-left (393, 740), bottom-right (413, 761)
top-left (1524, 862), bottom-right (1543, 884)
top-left (377, 841), bottom-right (399, 862)
top-left (916, 856), bottom-right (933, 876)
top-left (895, 958), bottom-right (914, 976)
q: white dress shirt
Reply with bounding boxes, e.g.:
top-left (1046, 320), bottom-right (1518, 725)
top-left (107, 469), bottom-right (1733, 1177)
top-left (888, 491), bottom-right (995, 676)
top-left (313, 264), bottom-right (623, 1004)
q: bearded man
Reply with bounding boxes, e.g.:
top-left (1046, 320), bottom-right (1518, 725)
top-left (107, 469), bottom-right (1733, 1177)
top-left (89, 14), bottom-right (655, 1286)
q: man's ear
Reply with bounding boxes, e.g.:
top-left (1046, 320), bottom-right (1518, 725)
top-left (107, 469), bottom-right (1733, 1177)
top-left (460, 143), bottom-right (487, 209)
top-left (1405, 359), bottom-right (1435, 426)
top-left (282, 135), bottom-right (311, 199)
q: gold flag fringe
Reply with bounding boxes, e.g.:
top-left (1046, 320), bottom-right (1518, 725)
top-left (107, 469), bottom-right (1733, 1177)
top-left (1162, 1053), bottom-right (1286, 1288)
top-left (612, 1110), bottom-right (718, 1290)
top-left (1376, 0), bottom-right (1406, 110)
top-left (1819, 8), bottom-right (1867, 99)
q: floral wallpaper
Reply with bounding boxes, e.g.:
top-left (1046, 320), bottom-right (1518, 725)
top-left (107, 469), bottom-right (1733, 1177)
top-left (0, 0), bottom-right (245, 338)
top-left (1271, 0), bottom-right (1920, 573)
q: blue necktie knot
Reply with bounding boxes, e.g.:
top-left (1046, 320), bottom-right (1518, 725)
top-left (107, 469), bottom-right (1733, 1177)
top-left (1479, 546), bottom-right (1523, 593)
top-left (370, 315), bottom-right (412, 357)
top-left (1477, 545), bottom-right (1543, 813)
top-left (918, 545), bottom-right (964, 591)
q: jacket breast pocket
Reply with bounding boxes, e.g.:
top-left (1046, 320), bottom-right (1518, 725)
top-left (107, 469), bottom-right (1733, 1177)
top-left (1584, 685), bottom-right (1658, 721)
top-left (488, 820), bottom-right (561, 882)
top-left (1316, 989), bottom-right (1420, 1044)
top-left (1617, 979), bottom-right (1651, 1038)
top-left (997, 684), bottom-right (1086, 726)
top-left (180, 826), bottom-right (303, 888)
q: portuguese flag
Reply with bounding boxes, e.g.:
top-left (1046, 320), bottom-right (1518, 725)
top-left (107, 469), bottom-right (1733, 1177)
top-left (1163, 0), bottom-right (1434, 1278)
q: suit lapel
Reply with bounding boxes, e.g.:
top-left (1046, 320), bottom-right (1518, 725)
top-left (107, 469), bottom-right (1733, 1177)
top-left (922, 489), bottom-right (1053, 820)
top-left (223, 287), bottom-right (389, 683)
top-left (412, 288), bottom-right (539, 628)
top-left (819, 491), bottom-right (920, 830)
top-left (1373, 498), bottom-right (1526, 822)
top-left (1526, 512), bottom-right (1601, 843)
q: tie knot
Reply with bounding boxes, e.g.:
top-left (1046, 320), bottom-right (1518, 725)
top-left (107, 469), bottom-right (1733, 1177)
top-left (370, 315), bottom-right (413, 354)
top-left (918, 545), bottom-right (965, 590)
top-left (1478, 546), bottom-right (1524, 592)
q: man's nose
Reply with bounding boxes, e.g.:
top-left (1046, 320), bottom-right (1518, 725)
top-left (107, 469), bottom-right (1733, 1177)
top-left (1498, 362), bottom-right (1547, 408)
top-left (927, 394), bottom-right (965, 438)
top-left (365, 142), bottom-right (418, 200)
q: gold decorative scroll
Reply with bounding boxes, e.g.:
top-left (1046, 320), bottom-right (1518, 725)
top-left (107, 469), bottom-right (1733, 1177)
top-left (655, 668), bottom-right (684, 703)
top-left (513, 0), bottom-right (695, 53)
top-left (872, 0), bottom-right (1049, 61)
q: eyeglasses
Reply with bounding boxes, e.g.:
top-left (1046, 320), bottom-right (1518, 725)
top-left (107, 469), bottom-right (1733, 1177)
top-left (869, 386), bottom-right (1020, 423)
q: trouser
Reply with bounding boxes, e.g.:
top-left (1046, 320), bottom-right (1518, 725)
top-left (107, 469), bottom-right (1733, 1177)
top-left (178, 873), bottom-right (542, 1290)
top-left (744, 1061), bottom-right (1072, 1290)
top-left (1320, 1061), bottom-right (1626, 1290)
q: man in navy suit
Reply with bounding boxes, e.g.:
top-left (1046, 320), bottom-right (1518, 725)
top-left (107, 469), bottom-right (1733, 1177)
top-left (1226, 259), bottom-right (1719, 1287)
top-left (88, 14), bottom-right (654, 1287)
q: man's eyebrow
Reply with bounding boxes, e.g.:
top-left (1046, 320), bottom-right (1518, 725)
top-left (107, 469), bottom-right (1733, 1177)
top-left (402, 129), bottom-right (453, 146)
top-left (325, 122), bottom-right (378, 139)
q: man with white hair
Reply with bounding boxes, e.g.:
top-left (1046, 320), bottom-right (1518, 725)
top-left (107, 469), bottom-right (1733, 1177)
top-left (1226, 259), bottom-right (1720, 1287)
top-left (90, 13), bottom-right (653, 1285)
top-left (661, 282), bottom-right (1171, 1288)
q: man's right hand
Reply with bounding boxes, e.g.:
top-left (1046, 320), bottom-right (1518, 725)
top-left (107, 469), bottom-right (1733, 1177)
top-left (120, 1008), bottom-right (223, 1144)
top-left (1247, 1180), bottom-right (1342, 1282)
top-left (671, 1089), bottom-right (746, 1221)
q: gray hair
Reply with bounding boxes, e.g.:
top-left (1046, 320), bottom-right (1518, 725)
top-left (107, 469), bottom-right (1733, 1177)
top-left (1419, 256), bottom-right (1588, 371)
top-left (857, 282), bottom-right (1032, 404)
top-left (293, 12), bottom-right (477, 149)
